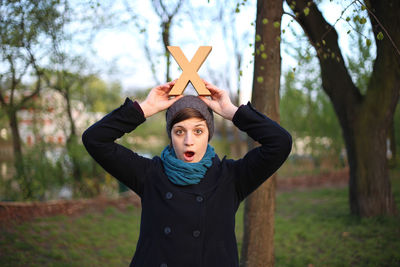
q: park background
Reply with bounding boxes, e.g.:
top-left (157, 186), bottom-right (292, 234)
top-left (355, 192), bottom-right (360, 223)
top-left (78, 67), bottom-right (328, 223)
top-left (0, 0), bottom-right (399, 266)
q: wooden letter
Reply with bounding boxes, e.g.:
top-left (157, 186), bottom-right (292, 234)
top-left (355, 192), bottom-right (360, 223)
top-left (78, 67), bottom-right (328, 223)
top-left (168, 46), bottom-right (212, 95)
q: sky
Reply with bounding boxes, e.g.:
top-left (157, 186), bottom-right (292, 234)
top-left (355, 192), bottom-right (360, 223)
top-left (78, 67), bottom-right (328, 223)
top-left (76, 0), bottom-right (371, 104)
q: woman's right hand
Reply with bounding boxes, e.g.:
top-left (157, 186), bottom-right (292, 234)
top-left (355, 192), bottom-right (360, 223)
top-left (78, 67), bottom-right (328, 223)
top-left (139, 80), bottom-right (183, 118)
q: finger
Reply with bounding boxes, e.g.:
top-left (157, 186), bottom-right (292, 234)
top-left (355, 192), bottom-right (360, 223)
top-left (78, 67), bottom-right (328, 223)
top-left (205, 84), bottom-right (221, 94)
top-left (159, 81), bottom-right (175, 92)
top-left (206, 87), bottom-right (222, 100)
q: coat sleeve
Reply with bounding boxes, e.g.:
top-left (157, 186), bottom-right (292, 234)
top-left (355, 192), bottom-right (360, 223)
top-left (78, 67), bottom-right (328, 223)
top-left (81, 97), bottom-right (151, 197)
top-left (231, 102), bottom-right (292, 202)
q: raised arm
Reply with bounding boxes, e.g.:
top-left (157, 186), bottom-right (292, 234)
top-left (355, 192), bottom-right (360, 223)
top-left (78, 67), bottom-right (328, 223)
top-left (199, 80), bottom-right (292, 202)
top-left (82, 81), bottom-right (182, 196)
top-left (231, 103), bottom-right (292, 201)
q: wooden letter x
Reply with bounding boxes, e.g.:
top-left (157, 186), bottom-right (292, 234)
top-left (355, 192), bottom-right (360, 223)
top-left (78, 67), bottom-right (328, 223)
top-left (168, 46), bottom-right (212, 95)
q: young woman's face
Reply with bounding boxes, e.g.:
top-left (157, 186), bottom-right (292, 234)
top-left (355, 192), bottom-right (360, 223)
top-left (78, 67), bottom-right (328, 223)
top-left (171, 118), bottom-right (209, 163)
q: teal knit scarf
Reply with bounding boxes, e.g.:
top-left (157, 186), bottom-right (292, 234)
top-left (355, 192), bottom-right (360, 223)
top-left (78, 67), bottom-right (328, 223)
top-left (161, 144), bottom-right (216, 186)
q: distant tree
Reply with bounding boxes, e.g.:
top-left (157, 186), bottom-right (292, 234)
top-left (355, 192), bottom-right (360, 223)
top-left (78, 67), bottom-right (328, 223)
top-left (0, 0), bottom-right (67, 198)
top-left (43, 57), bottom-right (123, 197)
top-left (124, 0), bottom-right (185, 83)
top-left (286, 0), bottom-right (399, 216)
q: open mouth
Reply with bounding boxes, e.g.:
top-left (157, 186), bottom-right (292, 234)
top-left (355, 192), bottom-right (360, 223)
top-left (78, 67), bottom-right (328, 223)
top-left (184, 151), bottom-right (195, 162)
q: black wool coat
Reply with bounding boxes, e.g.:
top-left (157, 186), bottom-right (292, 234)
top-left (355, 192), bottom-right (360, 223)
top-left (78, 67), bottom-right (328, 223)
top-left (82, 97), bottom-right (292, 267)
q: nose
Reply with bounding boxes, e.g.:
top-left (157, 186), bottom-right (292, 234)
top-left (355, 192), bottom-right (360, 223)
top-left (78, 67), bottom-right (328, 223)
top-left (184, 132), bottom-right (194, 146)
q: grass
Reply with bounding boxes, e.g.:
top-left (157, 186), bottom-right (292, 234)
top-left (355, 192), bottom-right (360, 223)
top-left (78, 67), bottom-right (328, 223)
top-left (275, 186), bottom-right (400, 266)
top-left (1, 178), bottom-right (399, 266)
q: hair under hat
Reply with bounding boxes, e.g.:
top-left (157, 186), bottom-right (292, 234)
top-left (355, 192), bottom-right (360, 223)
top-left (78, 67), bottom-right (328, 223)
top-left (166, 95), bottom-right (214, 140)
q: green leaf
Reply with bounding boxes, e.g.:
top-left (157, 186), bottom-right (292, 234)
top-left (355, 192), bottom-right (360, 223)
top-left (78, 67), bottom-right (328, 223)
top-left (262, 18), bottom-right (269, 24)
top-left (322, 40), bottom-right (326, 45)
top-left (359, 17), bottom-right (367, 24)
top-left (257, 76), bottom-right (264, 83)
top-left (303, 7), bottom-right (310, 16)
top-left (377, 32), bottom-right (384, 40)
top-left (255, 34), bottom-right (261, 42)
top-left (259, 44), bottom-right (265, 51)
top-left (261, 53), bottom-right (267, 59)
top-left (346, 17), bottom-right (350, 22)
top-left (361, 5), bottom-right (366, 11)
top-left (273, 21), bottom-right (280, 28)
top-left (366, 39), bottom-right (372, 46)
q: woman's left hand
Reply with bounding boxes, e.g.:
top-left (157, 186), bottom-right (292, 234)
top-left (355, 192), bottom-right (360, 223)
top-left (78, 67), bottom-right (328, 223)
top-left (199, 80), bottom-right (238, 120)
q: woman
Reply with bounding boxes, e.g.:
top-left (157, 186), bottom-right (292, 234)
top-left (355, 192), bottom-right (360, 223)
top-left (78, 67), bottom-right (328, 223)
top-left (82, 80), bottom-right (292, 267)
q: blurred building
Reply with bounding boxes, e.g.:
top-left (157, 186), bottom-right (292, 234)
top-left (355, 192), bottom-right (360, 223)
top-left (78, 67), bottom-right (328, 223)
top-left (0, 89), bottom-right (103, 178)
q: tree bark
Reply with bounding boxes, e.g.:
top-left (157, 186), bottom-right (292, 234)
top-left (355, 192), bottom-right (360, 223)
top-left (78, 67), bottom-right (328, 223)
top-left (8, 108), bottom-right (25, 177)
top-left (240, 1), bottom-right (283, 266)
top-left (287, 0), bottom-right (399, 216)
top-left (64, 89), bottom-right (83, 197)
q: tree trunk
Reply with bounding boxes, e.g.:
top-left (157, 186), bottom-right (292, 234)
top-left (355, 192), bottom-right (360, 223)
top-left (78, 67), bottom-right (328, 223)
top-left (8, 108), bottom-right (24, 174)
top-left (64, 90), bottom-right (83, 197)
top-left (287, 0), bottom-right (399, 216)
top-left (9, 108), bottom-right (33, 198)
top-left (240, 1), bottom-right (283, 266)
top-left (388, 118), bottom-right (396, 167)
top-left (8, 109), bottom-right (23, 164)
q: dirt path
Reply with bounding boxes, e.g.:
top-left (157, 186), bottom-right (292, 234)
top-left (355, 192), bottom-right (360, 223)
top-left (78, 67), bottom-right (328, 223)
top-left (277, 168), bottom-right (349, 191)
top-left (0, 168), bottom-right (349, 226)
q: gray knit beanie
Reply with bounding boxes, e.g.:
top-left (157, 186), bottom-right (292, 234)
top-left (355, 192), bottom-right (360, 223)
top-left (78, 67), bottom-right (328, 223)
top-left (166, 95), bottom-right (214, 140)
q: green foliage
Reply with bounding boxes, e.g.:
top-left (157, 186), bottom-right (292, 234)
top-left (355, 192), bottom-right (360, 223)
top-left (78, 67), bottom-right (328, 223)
top-left (82, 76), bottom-right (123, 113)
top-left (280, 58), bottom-right (344, 166)
top-left (64, 136), bottom-right (110, 198)
top-left (0, 143), bottom-right (65, 201)
top-left (0, 0), bottom-right (65, 49)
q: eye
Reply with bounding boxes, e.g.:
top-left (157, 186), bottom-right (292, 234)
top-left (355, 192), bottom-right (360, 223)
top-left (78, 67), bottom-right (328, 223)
top-left (175, 129), bottom-right (183, 135)
top-left (194, 129), bottom-right (203, 135)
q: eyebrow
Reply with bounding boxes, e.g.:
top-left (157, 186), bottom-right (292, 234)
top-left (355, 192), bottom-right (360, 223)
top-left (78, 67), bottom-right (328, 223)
top-left (173, 123), bottom-right (206, 128)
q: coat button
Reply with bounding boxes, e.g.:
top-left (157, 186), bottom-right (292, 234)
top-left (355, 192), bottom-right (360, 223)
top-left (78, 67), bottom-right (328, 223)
top-left (164, 226), bottom-right (171, 235)
top-left (165, 192), bottom-right (173, 199)
top-left (196, 196), bottom-right (204, 202)
top-left (160, 264), bottom-right (168, 267)
top-left (193, 230), bottom-right (201, 238)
